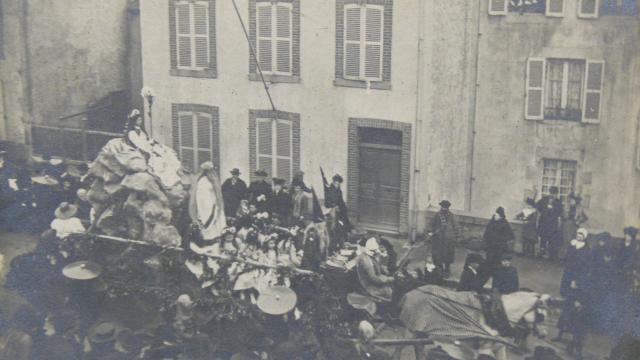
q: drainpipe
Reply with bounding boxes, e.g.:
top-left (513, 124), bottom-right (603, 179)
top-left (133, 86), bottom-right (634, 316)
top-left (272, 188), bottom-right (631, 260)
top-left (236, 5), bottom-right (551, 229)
top-left (411, 0), bottom-right (425, 241)
top-left (467, 0), bottom-right (482, 212)
top-left (21, 0), bottom-right (34, 152)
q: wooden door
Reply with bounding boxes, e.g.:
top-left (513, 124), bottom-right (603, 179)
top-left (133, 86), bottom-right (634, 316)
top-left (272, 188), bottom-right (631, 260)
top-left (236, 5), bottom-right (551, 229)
top-left (358, 144), bottom-right (402, 231)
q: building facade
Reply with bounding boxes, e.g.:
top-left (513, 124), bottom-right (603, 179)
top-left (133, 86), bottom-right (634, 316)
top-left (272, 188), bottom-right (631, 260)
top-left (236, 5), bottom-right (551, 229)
top-left (140, 0), bottom-right (639, 236)
top-left (0, 0), bottom-right (143, 162)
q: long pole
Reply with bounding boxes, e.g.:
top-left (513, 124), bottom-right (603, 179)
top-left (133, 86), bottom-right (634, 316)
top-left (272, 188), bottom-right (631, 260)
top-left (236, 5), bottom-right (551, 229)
top-left (231, 0), bottom-right (277, 112)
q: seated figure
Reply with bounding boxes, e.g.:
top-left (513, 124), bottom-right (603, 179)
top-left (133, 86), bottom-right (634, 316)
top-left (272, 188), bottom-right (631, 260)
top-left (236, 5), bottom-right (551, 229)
top-left (355, 237), bottom-right (394, 303)
top-left (125, 109), bottom-right (183, 188)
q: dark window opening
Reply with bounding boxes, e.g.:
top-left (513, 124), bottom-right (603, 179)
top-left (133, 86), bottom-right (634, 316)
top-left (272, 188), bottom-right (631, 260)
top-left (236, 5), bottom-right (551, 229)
top-left (359, 127), bottom-right (402, 146)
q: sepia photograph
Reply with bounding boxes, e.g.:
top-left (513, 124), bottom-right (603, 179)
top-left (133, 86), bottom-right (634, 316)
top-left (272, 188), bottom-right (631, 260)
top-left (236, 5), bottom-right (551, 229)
top-left (0, 0), bottom-right (639, 359)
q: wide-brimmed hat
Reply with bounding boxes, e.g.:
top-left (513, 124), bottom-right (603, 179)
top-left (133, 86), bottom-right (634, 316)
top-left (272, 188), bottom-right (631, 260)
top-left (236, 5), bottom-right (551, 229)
top-left (465, 253), bottom-right (484, 265)
top-left (230, 168), bottom-right (241, 175)
top-left (54, 202), bottom-right (78, 220)
top-left (88, 322), bottom-right (117, 344)
top-left (273, 178), bottom-right (286, 186)
top-left (32, 175), bottom-right (59, 186)
top-left (439, 200), bottom-right (451, 208)
top-left (254, 169), bottom-right (268, 177)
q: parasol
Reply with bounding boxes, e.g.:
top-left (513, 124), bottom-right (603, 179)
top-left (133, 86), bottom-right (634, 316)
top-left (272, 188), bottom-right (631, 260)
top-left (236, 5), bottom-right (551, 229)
top-left (62, 260), bottom-right (103, 280)
top-left (257, 286), bottom-right (297, 315)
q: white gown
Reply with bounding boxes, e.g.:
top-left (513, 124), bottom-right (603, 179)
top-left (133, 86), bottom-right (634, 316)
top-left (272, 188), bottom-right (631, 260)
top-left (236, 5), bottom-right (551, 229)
top-left (195, 176), bottom-right (226, 240)
top-left (127, 129), bottom-right (182, 188)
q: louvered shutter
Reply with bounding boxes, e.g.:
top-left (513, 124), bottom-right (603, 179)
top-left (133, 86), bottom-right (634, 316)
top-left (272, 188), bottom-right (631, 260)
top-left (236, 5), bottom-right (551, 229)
top-left (364, 6), bottom-right (383, 81)
top-left (344, 5), bottom-right (361, 80)
top-left (196, 112), bottom-right (212, 166)
top-left (257, 3), bottom-right (273, 73)
top-left (176, 2), bottom-right (192, 68)
top-left (525, 58), bottom-right (546, 120)
top-left (582, 60), bottom-right (604, 123)
top-left (257, 118), bottom-right (273, 176)
top-left (275, 4), bottom-right (292, 75)
top-left (179, 112), bottom-right (195, 171)
top-left (579, 0), bottom-right (599, 17)
top-left (193, 2), bottom-right (210, 69)
top-left (546, 0), bottom-right (565, 17)
top-left (275, 120), bottom-right (292, 181)
top-left (488, 0), bottom-right (508, 15)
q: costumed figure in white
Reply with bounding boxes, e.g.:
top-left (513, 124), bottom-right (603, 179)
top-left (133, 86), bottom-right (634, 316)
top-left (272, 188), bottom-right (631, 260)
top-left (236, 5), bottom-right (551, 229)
top-left (189, 161), bottom-right (226, 241)
top-left (125, 109), bottom-right (183, 188)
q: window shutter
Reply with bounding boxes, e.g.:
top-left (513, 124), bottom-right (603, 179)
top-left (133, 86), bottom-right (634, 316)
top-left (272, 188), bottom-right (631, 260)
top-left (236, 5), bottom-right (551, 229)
top-left (275, 120), bottom-right (292, 181)
top-left (546, 0), bottom-right (565, 17)
top-left (178, 112), bottom-right (195, 171)
top-left (275, 4), bottom-right (292, 74)
top-left (525, 58), bottom-right (546, 120)
top-left (364, 6), bottom-right (383, 81)
top-left (344, 5), bottom-right (361, 80)
top-left (256, 118), bottom-right (273, 176)
top-left (193, 2), bottom-right (210, 69)
top-left (176, 3), bottom-right (192, 68)
top-left (257, 3), bottom-right (273, 73)
top-left (578, 0), bottom-right (599, 18)
top-left (196, 112), bottom-right (212, 166)
top-left (582, 60), bottom-right (604, 124)
top-left (488, 0), bottom-right (508, 15)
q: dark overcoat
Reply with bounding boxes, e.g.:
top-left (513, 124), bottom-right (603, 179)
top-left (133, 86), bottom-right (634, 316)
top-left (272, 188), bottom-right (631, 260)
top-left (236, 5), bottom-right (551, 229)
top-left (492, 266), bottom-right (519, 294)
top-left (248, 180), bottom-right (271, 212)
top-left (483, 218), bottom-right (515, 270)
top-left (560, 244), bottom-right (591, 296)
top-left (430, 210), bottom-right (459, 265)
top-left (221, 177), bottom-right (248, 217)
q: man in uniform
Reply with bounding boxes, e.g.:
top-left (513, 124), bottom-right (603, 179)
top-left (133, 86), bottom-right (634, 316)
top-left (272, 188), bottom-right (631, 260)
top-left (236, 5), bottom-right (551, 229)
top-left (429, 200), bottom-right (460, 277)
top-left (221, 168), bottom-right (248, 218)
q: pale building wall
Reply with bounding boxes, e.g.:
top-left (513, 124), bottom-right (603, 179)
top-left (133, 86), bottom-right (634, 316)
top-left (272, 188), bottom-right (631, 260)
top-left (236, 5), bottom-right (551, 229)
top-left (472, 0), bottom-right (640, 234)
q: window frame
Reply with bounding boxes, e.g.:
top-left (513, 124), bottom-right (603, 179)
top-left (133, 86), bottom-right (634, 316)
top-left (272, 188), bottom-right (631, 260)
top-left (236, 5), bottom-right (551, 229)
top-left (540, 159), bottom-right (578, 203)
top-left (249, 0), bottom-right (301, 83)
top-left (171, 104), bottom-right (220, 172)
top-left (334, 0), bottom-right (393, 90)
top-left (169, 0), bottom-right (217, 79)
top-left (488, 0), bottom-right (508, 15)
top-left (544, 58), bottom-right (586, 122)
top-left (546, 0), bottom-right (566, 17)
top-left (578, 0), bottom-right (600, 18)
top-left (249, 110), bottom-right (300, 182)
top-left (342, 3), bottom-right (384, 82)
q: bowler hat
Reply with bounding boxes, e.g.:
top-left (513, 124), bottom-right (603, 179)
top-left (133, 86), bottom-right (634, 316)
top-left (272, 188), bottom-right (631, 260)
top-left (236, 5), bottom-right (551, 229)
top-left (624, 226), bottom-right (638, 238)
top-left (496, 206), bottom-right (506, 219)
top-left (273, 178), bottom-right (286, 186)
top-left (332, 174), bottom-right (343, 183)
top-left (254, 169), bottom-right (268, 177)
top-left (465, 253), bottom-right (484, 264)
top-left (439, 200), bottom-right (451, 208)
top-left (54, 202), bottom-right (78, 220)
top-left (230, 168), bottom-right (241, 175)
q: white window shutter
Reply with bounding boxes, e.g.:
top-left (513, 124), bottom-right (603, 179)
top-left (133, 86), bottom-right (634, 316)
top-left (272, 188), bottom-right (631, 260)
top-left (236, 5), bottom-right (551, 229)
top-left (176, 3), bottom-right (192, 68)
top-left (275, 4), bottom-right (292, 75)
top-left (257, 3), bottom-right (273, 73)
top-left (364, 6), bottom-right (383, 81)
top-left (344, 5), bottom-right (361, 80)
top-left (193, 2), bottom-right (210, 69)
top-left (546, 0), bottom-right (565, 17)
top-left (582, 60), bottom-right (604, 124)
top-left (178, 112), bottom-right (195, 171)
top-left (256, 118), bottom-right (273, 176)
top-left (488, 0), bottom-right (508, 15)
top-left (196, 112), bottom-right (212, 166)
top-left (578, 0), bottom-right (599, 18)
top-left (525, 58), bottom-right (546, 120)
top-left (275, 120), bottom-right (293, 181)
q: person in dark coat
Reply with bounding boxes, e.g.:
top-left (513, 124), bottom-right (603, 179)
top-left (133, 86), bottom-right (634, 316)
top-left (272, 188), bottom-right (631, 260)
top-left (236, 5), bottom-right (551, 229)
top-left (324, 173), bottom-right (352, 231)
top-left (0, 150), bottom-right (17, 231)
top-left (457, 253), bottom-right (487, 292)
top-left (492, 254), bottom-right (519, 294)
top-left (222, 168), bottom-right (248, 218)
top-left (615, 226), bottom-right (639, 337)
top-left (528, 186), bottom-right (563, 260)
top-left (483, 206), bottom-right (515, 276)
top-left (430, 200), bottom-right (460, 276)
top-left (560, 228), bottom-right (591, 297)
top-left (248, 169), bottom-right (271, 213)
top-left (5, 169), bottom-right (38, 233)
top-left (268, 178), bottom-right (292, 222)
top-left (590, 232), bottom-right (617, 332)
top-left (554, 282), bottom-right (590, 360)
top-left (291, 170), bottom-right (311, 193)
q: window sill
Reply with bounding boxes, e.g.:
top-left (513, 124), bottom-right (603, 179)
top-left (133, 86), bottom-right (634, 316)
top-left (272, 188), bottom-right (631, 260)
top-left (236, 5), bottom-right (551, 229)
top-left (525, 118), bottom-right (599, 125)
top-left (333, 78), bottom-right (392, 91)
top-left (248, 73), bottom-right (300, 84)
top-left (170, 68), bottom-right (217, 79)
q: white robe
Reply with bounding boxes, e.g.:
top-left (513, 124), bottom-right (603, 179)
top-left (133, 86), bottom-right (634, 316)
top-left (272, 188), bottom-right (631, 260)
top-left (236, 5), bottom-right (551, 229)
top-left (127, 130), bottom-right (182, 187)
top-left (196, 176), bottom-right (225, 240)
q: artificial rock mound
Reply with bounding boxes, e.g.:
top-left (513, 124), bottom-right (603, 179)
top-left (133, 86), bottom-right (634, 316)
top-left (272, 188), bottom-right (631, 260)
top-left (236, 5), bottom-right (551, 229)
top-left (86, 138), bottom-right (188, 247)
